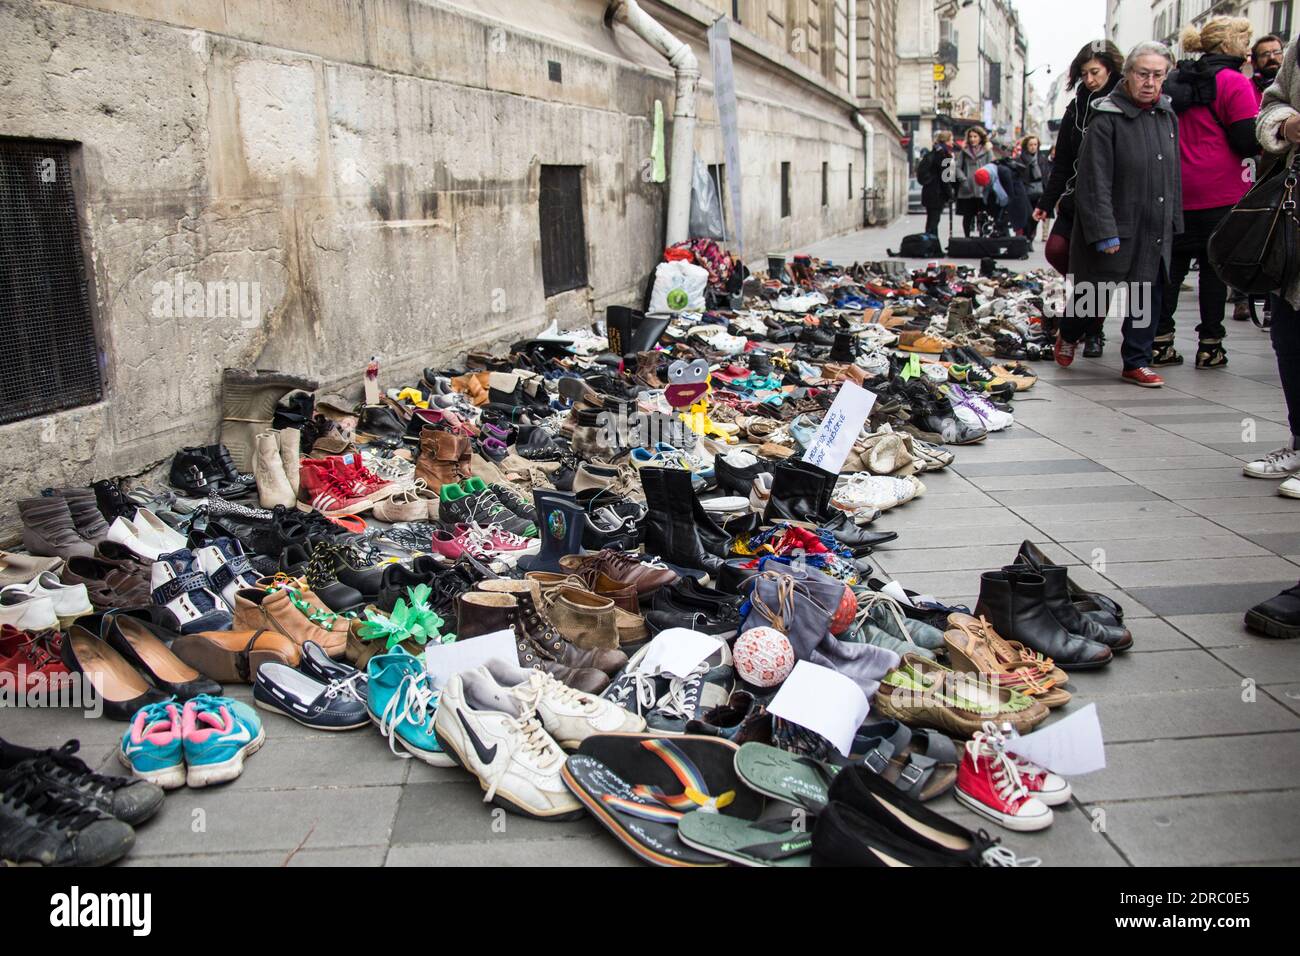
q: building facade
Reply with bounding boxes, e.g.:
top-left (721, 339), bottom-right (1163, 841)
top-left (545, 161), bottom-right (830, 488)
top-left (946, 0), bottom-right (1029, 149)
top-left (0, 0), bottom-right (902, 527)
top-left (1114, 0), bottom-right (1297, 55)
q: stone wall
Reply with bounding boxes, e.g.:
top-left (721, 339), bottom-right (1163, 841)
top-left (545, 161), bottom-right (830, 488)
top-left (0, 0), bottom-right (872, 536)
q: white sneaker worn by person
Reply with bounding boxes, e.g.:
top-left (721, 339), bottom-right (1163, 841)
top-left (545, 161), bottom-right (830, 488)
top-left (1279, 475), bottom-right (1300, 499)
top-left (433, 668), bottom-right (583, 819)
top-left (1244, 445), bottom-right (1300, 479)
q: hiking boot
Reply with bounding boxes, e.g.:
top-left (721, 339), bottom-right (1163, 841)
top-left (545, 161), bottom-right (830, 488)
top-left (414, 428), bottom-right (469, 493)
top-left (1195, 339), bottom-right (1228, 369)
top-left (479, 580), bottom-right (626, 673)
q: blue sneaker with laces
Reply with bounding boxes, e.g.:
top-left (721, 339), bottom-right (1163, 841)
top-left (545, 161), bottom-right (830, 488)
top-left (366, 648), bottom-right (454, 766)
top-left (119, 699), bottom-right (186, 789)
top-left (182, 694), bottom-right (265, 788)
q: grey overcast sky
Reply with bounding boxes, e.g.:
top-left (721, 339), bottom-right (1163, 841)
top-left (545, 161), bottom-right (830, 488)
top-left (1012, 0), bottom-right (1107, 98)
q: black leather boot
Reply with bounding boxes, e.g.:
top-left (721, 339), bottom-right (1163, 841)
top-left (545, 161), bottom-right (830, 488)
top-left (764, 459), bottom-right (837, 524)
top-left (822, 512), bottom-right (899, 555)
top-left (1015, 540), bottom-right (1124, 625)
top-left (1007, 563), bottom-right (1133, 651)
top-left (640, 467), bottom-right (722, 575)
top-left (975, 568), bottom-right (1113, 669)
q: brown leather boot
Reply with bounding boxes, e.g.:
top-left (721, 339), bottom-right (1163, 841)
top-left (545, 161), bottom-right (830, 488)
top-left (232, 587), bottom-right (346, 657)
top-left (458, 590), bottom-right (608, 691)
top-left (634, 352), bottom-right (664, 389)
top-left (479, 580), bottom-right (625, 676)
top-left (414, 428), bottom-right (463, 493)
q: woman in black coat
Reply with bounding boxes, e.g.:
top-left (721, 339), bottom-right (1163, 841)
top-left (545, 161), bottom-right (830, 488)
top-left (1056, 42), bottom-right (1182, 388)
top-left (1034, 41), bottom-right (1124, 279)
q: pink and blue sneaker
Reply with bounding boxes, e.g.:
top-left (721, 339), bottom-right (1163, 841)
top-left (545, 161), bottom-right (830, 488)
top-left (182, 694), bottom-right (265, 788)
top-left (118, 700), bottom-right (186, 790)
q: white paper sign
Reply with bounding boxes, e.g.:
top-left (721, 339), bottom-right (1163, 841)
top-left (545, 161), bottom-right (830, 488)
top-left (767, 660), bottom-right (871, 757)
top-left (639, 628), bottom-right (724, 678)
top-left (424, 630), bottom-right (519, 690)
top-left (1006, 703), bottom-right (1106, 776)
top-left (880, 580), bottom-right (941, 608)
top-left (800, 381), bottom-right (877, 475)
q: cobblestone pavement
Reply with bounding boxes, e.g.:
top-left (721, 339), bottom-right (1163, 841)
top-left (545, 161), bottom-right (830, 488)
top-left (8, 215), bottom-right (1298, 866)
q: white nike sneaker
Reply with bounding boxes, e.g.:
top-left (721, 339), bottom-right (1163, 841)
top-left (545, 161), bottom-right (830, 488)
top-left (1244, 445), bottom-right (1300, 479)
top-left (1, 572), bottom-right (92, 626)
top-left (477, 659), bottom-right (645, 748)
top-left (434, 669), bottom-right (583, 819)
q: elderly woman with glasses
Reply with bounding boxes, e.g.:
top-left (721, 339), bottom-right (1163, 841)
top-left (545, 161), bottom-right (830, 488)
top-left (1055, 42), bottom-right (1183, 387)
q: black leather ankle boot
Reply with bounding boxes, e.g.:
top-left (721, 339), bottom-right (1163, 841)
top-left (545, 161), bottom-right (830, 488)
top-left (975, 568), bottom-right (1113, 669)
top-left (1008, 563), bottom-right (1133, 652)
top-left (640, 467), bottom-right (722, 575)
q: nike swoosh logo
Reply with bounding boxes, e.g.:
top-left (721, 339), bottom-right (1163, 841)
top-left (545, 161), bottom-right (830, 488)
top-left (122, 743), bottom-right (146, 755)
top-left (457, 709), bottom-right (498, 764)
top-left (218, 726), bottom-right (251, 744)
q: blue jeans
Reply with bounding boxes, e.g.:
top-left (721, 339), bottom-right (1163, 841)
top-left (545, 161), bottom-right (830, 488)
top-left (1271, 294), bottom-right (1300, 442)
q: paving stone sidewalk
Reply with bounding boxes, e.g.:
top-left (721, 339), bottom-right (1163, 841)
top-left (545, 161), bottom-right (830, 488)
top-left (7, 215), bottom-right (1298, 866)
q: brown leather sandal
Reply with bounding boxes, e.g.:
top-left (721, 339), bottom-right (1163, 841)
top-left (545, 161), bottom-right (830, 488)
top-left (943, 616), bottom-right (1072, 709)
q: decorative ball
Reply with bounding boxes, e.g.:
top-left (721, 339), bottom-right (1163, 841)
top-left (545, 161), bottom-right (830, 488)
top-left (733, 627), bottom-right (796, 688)
top-left (974, 167), bottom-right (992, 188)
top-left (829, 585), bottom-right (858, 636)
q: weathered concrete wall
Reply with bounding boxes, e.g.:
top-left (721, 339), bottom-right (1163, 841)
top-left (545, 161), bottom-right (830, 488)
top-left (0, 0), bottom-right (869, 535)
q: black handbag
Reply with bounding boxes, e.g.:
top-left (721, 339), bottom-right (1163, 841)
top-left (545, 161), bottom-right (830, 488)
top-left (1208, 150), bottom-right (1300, 295)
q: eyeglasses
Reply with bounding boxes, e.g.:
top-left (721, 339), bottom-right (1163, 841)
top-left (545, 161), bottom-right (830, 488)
top-left (1257, 50), bottom-right (1284, 60)
top-left (1132, 70), bottom-right (1167, 82)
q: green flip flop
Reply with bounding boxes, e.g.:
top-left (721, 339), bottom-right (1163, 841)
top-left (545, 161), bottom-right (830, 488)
top-left (677, 812), bottom-right (813, 867)
top-left (734, 742), bottom-right (840, 814)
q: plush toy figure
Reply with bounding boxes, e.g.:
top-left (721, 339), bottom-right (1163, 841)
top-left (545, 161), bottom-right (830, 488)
top-left (665, 359), bottom-right (711, 409)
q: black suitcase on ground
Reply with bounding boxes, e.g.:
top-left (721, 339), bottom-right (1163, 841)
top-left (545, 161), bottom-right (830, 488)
top-left (946, 236), bottom-right (1030, 260)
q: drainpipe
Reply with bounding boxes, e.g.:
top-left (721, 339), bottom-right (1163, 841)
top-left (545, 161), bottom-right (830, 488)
top-left (606, 0), bottom-right (699, 246)
top-left (854, 112), bottom-right (874, 226)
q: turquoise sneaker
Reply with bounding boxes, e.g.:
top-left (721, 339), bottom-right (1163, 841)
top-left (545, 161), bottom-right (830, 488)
top-left (182, 694), bottom-right (265, 788)
top-left (119, 699), bottom-right (186, 790)
top-left (366, 648), bottom-right (454, 766)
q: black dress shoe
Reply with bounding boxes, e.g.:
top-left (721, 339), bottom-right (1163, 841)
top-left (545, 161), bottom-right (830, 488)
top-left (100, 612), bottom-right (222, 700)
top-left (823, 512), bottom-right (899, 554)
top-left (1082, 333), bottom-right (1104, 357)
top-left (60, 625), bottom-right (170, 721)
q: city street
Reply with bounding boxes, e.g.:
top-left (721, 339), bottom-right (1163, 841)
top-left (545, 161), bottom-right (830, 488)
top-left (8, 214), bottom-right (1297, 868)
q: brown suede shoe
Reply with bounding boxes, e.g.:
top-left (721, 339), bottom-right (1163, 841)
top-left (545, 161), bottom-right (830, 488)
top-left (459, 589), bottom-right (610, 691)
top-left (544, 586), bottom-right (620, 651)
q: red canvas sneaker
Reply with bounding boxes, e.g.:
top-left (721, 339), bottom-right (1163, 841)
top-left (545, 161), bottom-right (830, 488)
top-left (332, 455), bottom-right (396, 504)
top-left (955, 724), bottom-right (1053, 831)
top-left (0, 624), bottom-right (70, 695)
top-left (1053, 333), bottom-right (1077, 368)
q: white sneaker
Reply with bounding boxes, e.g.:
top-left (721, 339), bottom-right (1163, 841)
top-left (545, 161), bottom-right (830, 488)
top-left (700, 496), bottom-right (749, 516)
top-left (0, 572), bottom-right (92, 625)
top-left (1244, 445), bottom-right (1300, 479)
top-left (433, 669), bottom-right (582, 819)
top-left (833, 474), bottom-right (921, 513)
top-left (478, 660), bottom-right (645, 748)
top-left (0, 594), bottom-right (58, 632)
top-left (855, 348), bottom-right (892, 378)
top-left (947, 387), bottom-right (1014, 432)
top-left (1280, 475), bottom-right (1300, 499)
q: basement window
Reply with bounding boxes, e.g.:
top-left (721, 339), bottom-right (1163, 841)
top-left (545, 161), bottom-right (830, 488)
top-left (822, 162), bottom-right (829, 207)
top-left (0, 138), bottom-right (102, 426)
top-left (780, 162), bottom-right (791, 218)
top-left (539, 165), bottom-right (588, 297)
top-left (849, 163), bottom-right (854, 200)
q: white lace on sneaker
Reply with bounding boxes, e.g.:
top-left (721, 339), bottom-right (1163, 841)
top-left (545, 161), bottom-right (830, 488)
top-left (378, 673), bottom-right (439, 759)
top-left (481, 712), bottom-right (564, 804)
top-left (1244, 445), bottom-right (1300, 478)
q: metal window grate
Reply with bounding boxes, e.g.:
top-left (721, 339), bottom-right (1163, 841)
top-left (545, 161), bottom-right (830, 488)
top-left (0, 139), bottom-right (101, 426)
top-left (538, 165), bottom-right (588, 297)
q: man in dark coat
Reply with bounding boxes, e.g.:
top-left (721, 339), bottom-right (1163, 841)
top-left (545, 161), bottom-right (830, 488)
top-left (917, 131), bottom-right (956, 235)
top-left (1058, 42), bottom-right (1183, 387)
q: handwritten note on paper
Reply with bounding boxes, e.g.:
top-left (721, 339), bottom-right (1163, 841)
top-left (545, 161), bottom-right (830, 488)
top-left (801, 381), bottom-right (877, 476)
top-left (768, 660), bottom-right (871, 757)
top-left (1006, 703), bottom-right (1106, 776)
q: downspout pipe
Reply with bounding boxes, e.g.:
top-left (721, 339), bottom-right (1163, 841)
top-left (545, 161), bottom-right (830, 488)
top-left (607, 0), bottom-right (699, 246)
top-left (853, 111), bottom-right (874, 226)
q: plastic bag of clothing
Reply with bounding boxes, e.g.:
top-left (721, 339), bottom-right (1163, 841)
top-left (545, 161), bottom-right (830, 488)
top-left (648, 259), bottom-right (709, 315)
top-left (689, 155), bottom-right (726, 240)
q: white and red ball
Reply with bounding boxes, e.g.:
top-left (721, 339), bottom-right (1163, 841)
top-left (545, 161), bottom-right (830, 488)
top-left (733, 627), bottom-right (795, 688)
